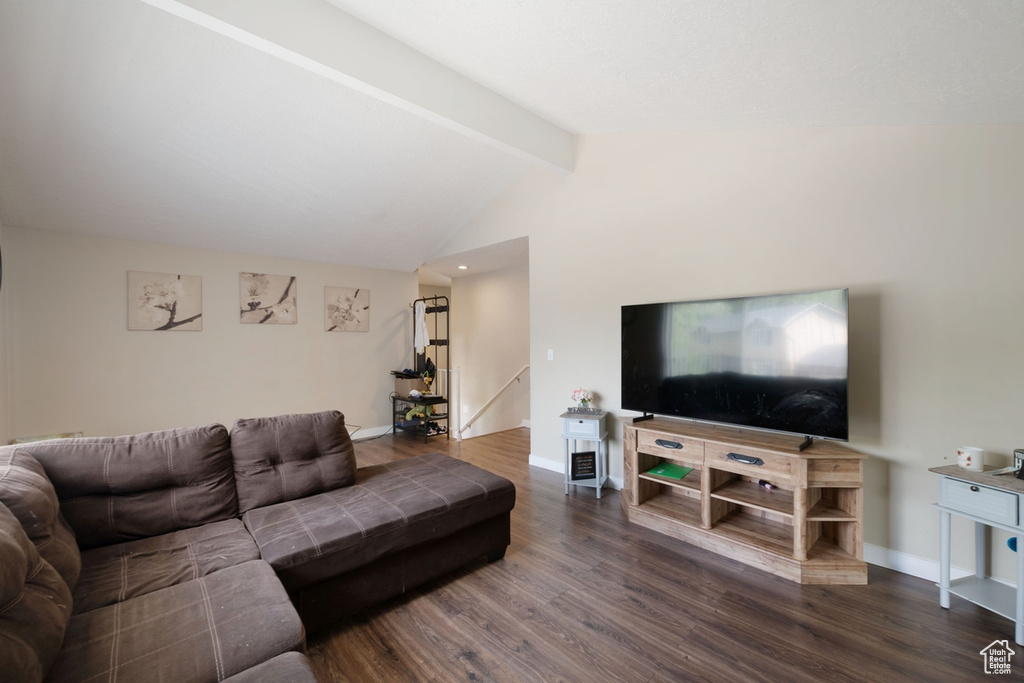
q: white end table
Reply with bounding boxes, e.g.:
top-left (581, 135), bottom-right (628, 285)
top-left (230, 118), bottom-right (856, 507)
top-left (561, 411), bottom-right (608, 499)
top-left (930, 464), bottom-right (1024, 645)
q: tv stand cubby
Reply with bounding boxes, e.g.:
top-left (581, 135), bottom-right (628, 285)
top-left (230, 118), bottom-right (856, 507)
top-left (622, 418), bottom-right (867, 585)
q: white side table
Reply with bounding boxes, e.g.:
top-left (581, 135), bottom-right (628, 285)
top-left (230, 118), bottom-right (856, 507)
top-left (930, 464), bottom-right (1024, 645)
top-left (561, 411), bottom-right (608, 499)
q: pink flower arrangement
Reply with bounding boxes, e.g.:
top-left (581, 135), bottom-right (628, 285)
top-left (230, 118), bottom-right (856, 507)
top-left (571, 388), bottom-right (593, 405)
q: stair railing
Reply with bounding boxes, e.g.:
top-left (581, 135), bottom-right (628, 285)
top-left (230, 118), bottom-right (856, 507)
top-left (455, 364), bottom-right (530, 440)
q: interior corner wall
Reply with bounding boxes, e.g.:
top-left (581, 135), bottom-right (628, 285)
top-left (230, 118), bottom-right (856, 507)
top-left (6, 227), bottom-right (417, 439)
top-left (418, 284), bottom-right (451, 300)
top-left (451, 263), bottom-right (530, 438)
top-left (433, 124), bottom-right (1024, 583)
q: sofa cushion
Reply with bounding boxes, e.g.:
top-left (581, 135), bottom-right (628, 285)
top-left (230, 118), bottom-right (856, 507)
top-left (243, 452), bottom-right (516, 591)
top-left (73, 518), bottom-right (261, 614)
top-left (0, 449), bottom-right (81, 588)
top-left (19, 424), bottom-right (238, 549)
top-left (221, 652), bottom-right (318, 683)
top-left (231, 410), bottom-right (356, 514)
top-left (0, 502), bottom-right (73, 683)
top-left (47, 560), bottom-right (305, 683)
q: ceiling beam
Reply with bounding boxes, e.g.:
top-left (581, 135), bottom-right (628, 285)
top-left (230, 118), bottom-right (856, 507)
top-left (139, 0), bottom-right (575, 172)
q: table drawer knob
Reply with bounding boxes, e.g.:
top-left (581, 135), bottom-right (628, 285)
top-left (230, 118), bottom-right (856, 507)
top-left (970, 486), bottom-right (980, 492)
top-left (655, 439), bottom-right (683, 449)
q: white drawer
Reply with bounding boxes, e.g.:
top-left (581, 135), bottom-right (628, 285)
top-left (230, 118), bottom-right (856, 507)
top-left (563, 417), bottom-right (600, 439)
top-left (939, 477), bottom-right (1019, 527)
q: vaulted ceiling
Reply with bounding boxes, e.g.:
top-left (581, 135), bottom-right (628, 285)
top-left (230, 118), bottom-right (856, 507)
top-left (1, 1), bottom-right (1021, 273)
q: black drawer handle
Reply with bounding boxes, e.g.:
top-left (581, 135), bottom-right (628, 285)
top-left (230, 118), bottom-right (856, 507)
top-left (970, 485), bottom-right (980, 492)
top-left (655, 439), bottom-right (683, 449)
top-left (727, 453), bottom-right (764, 466)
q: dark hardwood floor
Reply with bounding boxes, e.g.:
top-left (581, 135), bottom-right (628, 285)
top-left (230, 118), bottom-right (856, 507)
top-left (307, 428), bottom-right (1009, 682)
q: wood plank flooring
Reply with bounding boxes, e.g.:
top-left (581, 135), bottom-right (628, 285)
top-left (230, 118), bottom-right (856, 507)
top-left (307, 428), bottom-right (1010, 682)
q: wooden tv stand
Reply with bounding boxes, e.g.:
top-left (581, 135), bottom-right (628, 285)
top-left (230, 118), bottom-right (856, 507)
top-left (622, 418), bottom-right (867, 585)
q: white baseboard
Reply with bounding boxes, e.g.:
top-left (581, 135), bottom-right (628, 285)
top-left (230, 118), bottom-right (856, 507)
top-left (520, 419), bottom-right (531, 429)
top-left (528, 454), bottom-right (561, 472)
top-left (527, 455), bottom-right (624, 491)
top-left (863, 543), bottom-right (1016, 588)
top-left (350, 424), bottom-right (392, 440)
top-left (864, 544), bottom-right (959, 582)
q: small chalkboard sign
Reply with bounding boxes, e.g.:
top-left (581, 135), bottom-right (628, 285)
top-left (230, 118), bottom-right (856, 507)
top-left (571, 451), bottom-right (597, 481)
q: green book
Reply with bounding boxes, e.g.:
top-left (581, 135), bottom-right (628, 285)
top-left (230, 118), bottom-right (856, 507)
top-left (646, 463), bottom-right (693, 480)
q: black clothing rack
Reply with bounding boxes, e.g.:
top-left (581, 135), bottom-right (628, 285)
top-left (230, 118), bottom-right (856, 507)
top-left (391, 295), bottom-right (450, 442)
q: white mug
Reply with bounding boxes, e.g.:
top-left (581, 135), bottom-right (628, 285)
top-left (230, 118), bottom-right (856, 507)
top-left (957, 447), bottom-right (984, 472)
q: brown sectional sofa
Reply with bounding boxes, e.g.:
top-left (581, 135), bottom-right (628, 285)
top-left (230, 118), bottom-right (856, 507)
top-left (0, 410), bottom-right (516, 682)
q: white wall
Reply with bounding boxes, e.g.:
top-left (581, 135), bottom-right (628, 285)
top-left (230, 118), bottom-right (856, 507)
top-left (451, 264), bottom-right (530, 438)
top-left (7, 227), bottom-right (417, 439)
top-left (433, 125), bottom-right (1024, 581)
top-left (0, 218), bottom-right (9, 444)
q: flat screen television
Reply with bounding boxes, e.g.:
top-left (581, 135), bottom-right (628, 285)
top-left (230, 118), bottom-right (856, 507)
top-left (621, 288), bottom-right (849, 441)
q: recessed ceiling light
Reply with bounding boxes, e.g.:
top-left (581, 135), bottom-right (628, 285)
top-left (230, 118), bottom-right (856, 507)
top-left (458, 265), bottom-right (468, 270)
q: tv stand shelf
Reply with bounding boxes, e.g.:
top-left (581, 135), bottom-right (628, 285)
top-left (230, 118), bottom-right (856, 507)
top-left (622, 418), bottom-right (867, 585)
top-left (638, 470), bottom-right (702, 493)
top-left (711, 479), bottom-right (794, 518)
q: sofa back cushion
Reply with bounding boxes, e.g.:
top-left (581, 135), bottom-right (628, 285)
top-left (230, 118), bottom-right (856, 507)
top-left (0, 501), bottom-right (73, 682)
top-left (0, 449), bottom-right (81, 588)
top-left (23, 425), bottom-right (238, 549)
top-left (231, 411), bottom-right (356, 514)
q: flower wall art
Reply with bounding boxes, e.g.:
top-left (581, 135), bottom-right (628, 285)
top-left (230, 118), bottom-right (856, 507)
top-left (325, 286), bottom-right (370, 332)
top-left (240, 272), bottom-right (297, 324)
top-left (128, 271), bottom-right (203, 331)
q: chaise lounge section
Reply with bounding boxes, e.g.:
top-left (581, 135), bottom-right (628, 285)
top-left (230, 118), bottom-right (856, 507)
top-left (243, 450), bottom-right (516, 631)
top-left (229, 411), bottom-right (517, 631)
top-left (0, 410), bottom-right (515, 682)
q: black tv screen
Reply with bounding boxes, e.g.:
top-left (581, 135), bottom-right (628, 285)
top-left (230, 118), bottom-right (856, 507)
top-left (621, 289), bottom-right (849, 441)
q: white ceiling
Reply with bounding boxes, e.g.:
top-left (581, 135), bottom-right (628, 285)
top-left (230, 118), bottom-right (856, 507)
top-left (1, 1), bottom-right (1021, 274)
top-left (330, 0), bottom-right (1024, 132)
top-left (420, 236), bottom-right (529, 285)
